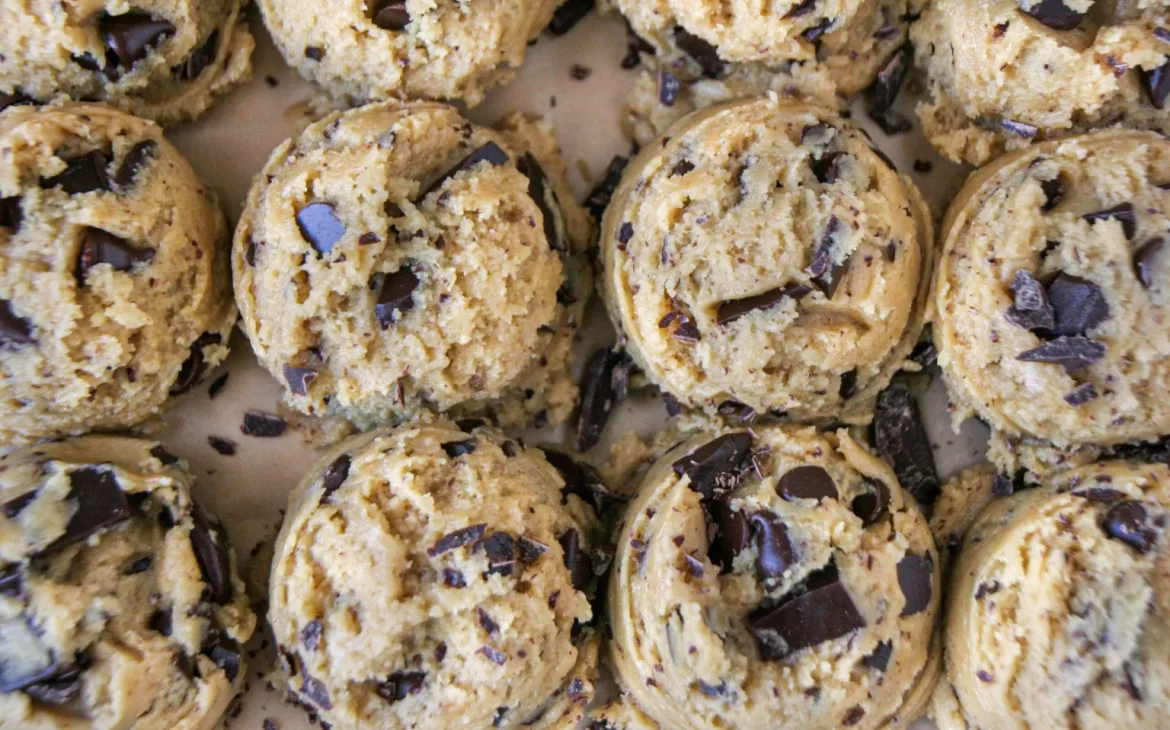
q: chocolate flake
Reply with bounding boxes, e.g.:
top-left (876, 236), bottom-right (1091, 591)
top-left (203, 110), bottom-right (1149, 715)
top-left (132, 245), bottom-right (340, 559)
top-left (441, 440), bottom-right (477, 458)
top-left (482, 532), bottom-right (518, 577)
top-left (376, 671), bottom-right (426, 703)
top-left (867, 46), bottom-right (911, 135)
top-left (320, 454), bottom-right (352, 502)
top-left (0, 299), bottom-right (32, 347)
top-left (807, 217), bottom-right (848, 297)
top-left (874, 386), bottom-right (940, 507)
top-left (1017, 336), bottom-right (1106, 372)
top-left (300, 620), bottom-right (323, 651)
top-left (208, 436), bottom-right (236, 455)
top-left (176, 30), bottom-right (217, 80)
top-left (112, 139), bottom-right (158, 188)
top-left (241, 411), bottom-right (286, 437)
top-left (1143, 61), bottom-right (1170, 109)
top-left (897, 553), bottom-right (933, 616)
top-left (777, 465), bottom-right (838, 502)
top-left (479, 646), bottom-right (507, 665)
top-left (477, 607), bottom-right (500, 636)
top-left (1064, 382), bottom-right (1098, 406)
top-left (443, 568), bottom-right (466, 588)
top-left (863, 640), bottom-right (893, 671)
top-left (518, 536), bottom-right (548, 563)
top-left (558, 528), bottom-right (591, 590)
top-left (542, 449), bottom-right (625, 513)
top-left (1000, 119), bottom-right (1038, 139)
top-left (0, 565), bottom-right (24, 597)
top-left (672, 433), bottom-right (754, 499)
top-left (170, 332), bottom-right (222, 396)
top-left (585, 155), bottom-right (629, 221)
top-left (1040, 175), bottom-right (1063, 211)
top-left (657, 69), bottom-right (682, 106)
top-left (574, 348), bottom-right (631, 452)
top-left (427, 524), bottom-right (488, 556)
top-left (191, 500), bottom-right (233, 604)
top-left (517, 152), bottom-right (564, 250)
top-left (1135, 237), bottom-right (1164, 288)
top-left (716, 284), bottom-right (811, 325)
top-left (301, 676), bottom-right (332, 709)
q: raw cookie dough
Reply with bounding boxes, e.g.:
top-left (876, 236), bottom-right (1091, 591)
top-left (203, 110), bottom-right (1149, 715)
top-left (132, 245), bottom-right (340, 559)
top-left (934, 129), bottom-right (1170, 472)
top-left (928, 464), bottom-right (999, 568)
top-left (259, 0), bottom-right (554, 107)
top-left (0, 102), bottom-right (234, 447)
top-left (607, 424), bottom-right (941, 730)
top-left (600, 97), bottom-right (934, 423)
top-left (931, 459), bottom-right (1170, 730)
top-left (0, 436), bottom-right (255, 730)
top-left (0, 0), bottom-right (253, 127)
top-left (912, 0), bottom-right (1170, 166)
top-left (268, 419), bottom-right (607, 730)
top-left (234, 101), bottom-right (592, 432)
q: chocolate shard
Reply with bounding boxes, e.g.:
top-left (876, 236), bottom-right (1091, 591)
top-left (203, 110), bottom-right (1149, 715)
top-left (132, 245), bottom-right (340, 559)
top-left (777, 465), bottom-right (838, 502)
top-left (441, 440), bottom-right (477, 458)
top-left (574, 348), bottom-right (631, 452)
top-left (300, 620), bottom-right (323, 651)
top-left (558, 528), bottom-right (591, 590)
top-left (39, 467), bottom-right (131, 555)
top-left (169, 332), bottom-right (221, 395)
top-left (863, 640), bottom-right (893, 672)
top-left (1102, 500), bottom-right (1159, 553)
top-left (203, 629), bottom-right (241, 681)
top-left (1083, 202), bottom-right (1136, 240)
top-left (671, 433), bottom-right (754, 499)
top-left (810, 151), bottom-right (846, 184)
top-left (517, 536), bottom-right (548, 563)
top-left (190, 500), bottom-right (233, 604)
top-left (1040, 175), bottom-right (1063, 212)
top-left (802, 17), bottom-right (832, 42)
top-left (716, 284), bottom-right (811, 325)
top-left (750, 511), bottom-right (795, 580)
top-left (371, 0), bottom-right (410, 30)
top-left (301, 675), bottom-right (332, 709)
top-left (0, 196), bottom-right (22, 231)
top-left (1064, 382), bottom-right (1098, 406)
top-left (706, 499), bottom-right (749, 571)
top-left (1135, 237), bottom-right (1164, 289)
top-left (851, 479), bottom-right (890, 526)
top-left (547, 0), bottom-right (595, 35)
top-left (1143, 61), bottom-right (1170, 109)
top-left (0, 565), bottom-right (23, 597)
top-left (427, 523), bottom-right (488, 557)
top-left (1048, 273), bottom-right (1109, 336)
top-left (1020, 0), bottom-right (1084, 31)
top-left (100, 12), bottom-right (176, 69)
top-left (672, 26), bottom-right (725, 78)
top-left (517, 152), bottom-right (564, 251)
top-left (456, 417), bottom-right (486, 432)
top-left (542, 449), bottom-right (625, 513)
top-left (783, 0), bottom-right (816, 18)
top-left (114, 139), bottom-right (158, 187)
top-left (1000, 118), bottom-right (1038, 139)
top-left (1017, 335), bottom-right (1106, 372)
top-left (897, 552), bottom-right (933, 616)
top-left (585, 155), bottom-right (629, 221)
top-left (657, 68), bottom-right (682, 106)
top-left (22, 662), bottom-right (85, 706)
top-left (0, 92), bottom-right (34, 112)
top-left (482, 532), bottom-right (518, 577)
top-left (176, 30), bottom-right (217, 80)
top-left (296, 202), bottom-right (346, 255)
top-left (807, 217), bottom-right (848, 297)
top-left (867, 46), bottom-right (912, 135)
top-left (749, 564), bottom-right (866, 659)
top-left (0, 299), bottom-right (32, 347)
top-left (40, 150), bottom-right (110, 194)
top-left (76, 227), bottom-right (153, 281)
top-left (283, 365), bottom-right (318, 396)
top-left (242, 411), bottom-right (287, 437)
top-left (623, 22), bottom-right (655, 68)
top-left (320, 454), bottom-right (351, 502)
top-left (3, 489), bottom-right (37, 518)
top-left (0, 651), bottom-right (88, 698)
top-left (375, 267), bottom-right (419, 327)
top-left (421, 142), bottom-right (510, 200)
top-left (874, 386), bottom-right (940, 507)
top-left (1004, 270), bottom-right (1054, 331)
top-left (377, 671), bottom-right (426, 703)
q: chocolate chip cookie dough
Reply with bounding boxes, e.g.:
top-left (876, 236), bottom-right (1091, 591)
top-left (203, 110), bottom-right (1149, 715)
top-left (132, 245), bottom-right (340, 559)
top-left (234, 101), bottom-right (591, 432)
top-left (268, 419), bottom-right (607, 730)
top-left (0, 102), bottom-right (234, 447)
top-left (0, 436), bottom-right (255, 730)
top-left (605, 424), bottom-right (941, 730)
top-left (259, 0), bottom-right (554, 107)
top-left (912, 0), bottom-right (1170, 166)
top-left (0, 0), bottom-right (253, 126)
top-left (934, 129), bottom-right (1170, 475)
top-left (600, 97), bottom-right (934, 423)
top-left (931, 459), bottom-right (1170, 730)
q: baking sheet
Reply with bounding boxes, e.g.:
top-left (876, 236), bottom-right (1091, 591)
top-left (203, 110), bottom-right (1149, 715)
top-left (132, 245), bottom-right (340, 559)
top-left (156, 11), bottom-right (990, 729)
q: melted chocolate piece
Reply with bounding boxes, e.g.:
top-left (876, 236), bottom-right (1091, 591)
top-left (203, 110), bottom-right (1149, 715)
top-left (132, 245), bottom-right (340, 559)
top-left (777, 465), bottom-right (838, 502)
top-left (1017, 336), bottom-right (1106, 371)
top-left (716, 284), bottom-right (811, 325)
top-left (375, 267), bottom-right (419, 327)
top-left (874, 386), bottom-right (940, 507)
top-left (896, 552), bottom-right (933, 616)
top-left (671, 433), bottom-right (754, 499)
top-left (427, 524), bottom-right (488, 556)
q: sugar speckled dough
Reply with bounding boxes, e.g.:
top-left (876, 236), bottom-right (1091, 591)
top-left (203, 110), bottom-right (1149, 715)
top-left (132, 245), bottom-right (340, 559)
top-left (0, 0), bottom-right (252, 126)
top-left (259, 0), bottom-right (554, 107)
top-left (601, 97), bottom-right (934, 423)
top-left (0, 102), bottom-right (234, 447)
top-left (234, 101), bottom-right (591, 432)
top-left (268, 419), bottom-right (606, 730)
top-left (0, 436), bottom-right (255, 730)
top-left (606, 424), bottom-right (941, 730)
top-left (931, 459), bottom-right (1170, 730)
top-left (935, 130), bottom-right (1170, 470)
top-left (912, 0), bottom-right (1170, 166)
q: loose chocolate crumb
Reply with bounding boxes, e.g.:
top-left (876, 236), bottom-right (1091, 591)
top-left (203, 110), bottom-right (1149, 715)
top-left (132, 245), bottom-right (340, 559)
top-left (570, 64), bottom-right (592, 80)
top-left (208, 436), bottom-right (237, 456)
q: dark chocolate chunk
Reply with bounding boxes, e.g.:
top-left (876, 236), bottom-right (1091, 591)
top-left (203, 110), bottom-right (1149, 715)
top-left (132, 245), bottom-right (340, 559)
top-left (574, 348), bottom-right (631, 452)
top-left (542, 449), bottom-right (624, 513)
top-left (683, 553), bottom-right (705, 578)
top-left (1000, 118), bottom-right (1038, 139)
top-left (283, 365), bottom-right (318, 395)
top-left (1040, 175), bottom-right (1063, 212)
top-left (456, 418), bottom-right (486, 432)
top-left (2, 489), bottom-right (37, 518)
top-left (0, 299), bottom-right (32, 347)
top-left (477, 607), bottom-right (500, 636)
top-left (1020, 0), bottom-right (1084, 31)
top-left (317, 454), bottom-right (351, 502)
top-left (1073, 486), bottom-right (1126, 502)
top-left (617, 221), bottom-right (634, 244)
top-left (839, 369), bottom-right (858, 400)
top-left (706, 499), bottom-right (750, 571)
top-left (441, 440), bottom-right (477, 458)
top-left (784, 0), bottom-right (816, 17)
top-left (479, 646), bottom-right (507, 665)
top-left (802, 17), bottom-right (832, 42)
top-left (39, 467), bottom-right (131, 555)
top-left (671, 433), bottom-right (754, 499)
top-left (1004, 270), bottom-right (1054, 331)
top-left (190, 500), bottom-right (233, 604)
top-left (874, 386), bottom-right (940, 507)
top-left (897, 552), bottom-right (933, 616)
top-left (851, 479), bottom-right (890, 526)
top-left (100, 12), bottom-right (175, 69)
top-left (671, 316), bottom-right (701, 343)
top-left (1048, 273), bottom-right (1109, 336)
top-left (443, 568), bottom-right (466, 588)
top-left (0, 565), bottom-right (22, 597)
top-left (716, 284), bottom-right (811, 325)
top-left (22, 662), bottom-right (85, 706)
top-left (749, 565), bottom-right (866, 659)
top-left (558, 528), bottom-right (591, 590)
top-left (1064, 382), bottom-right (1098, 406)
top-left (208, 436), bottom-right (236, 455)
top-left (810, 151), bottom-right (846, 184)
top-left (657, 68), bottom-right (682, 106)
top-left (672, 26), bottom-right (725, 78)
top-left (241, 411), bottom-right (286, 437)
top-left (123, 555), bottom-right (152, 575)
top-left (623, 23), bottom-right (655, 68)
top-left (843, 707), bottom-right (865, 726)
top-left (1143, 61), bottom-right (1170, 109)
top-left (296, 202), bottom-right (346, 255)
top-left (1102, 500), bottom-right (1159, 553)
top-left (176, 30), bottom-right (218, 80)
top-left (1083, 202), bottom-right (1136, 240)
top-left (807, 217), bottom-right (848, 297)
top-left (482, 532), bottom-right (518, 577)
top-left (40, 150), bottom-right (109, 194)
top-left (518, 536), bottom-right (548, 563)
top-left (517, 152), bottom-right (564, 250)
top-left (1017, 335), bottom-right (1106, 371)
top-left (375, 267), bottom-right (419, 327)
top-left (1135, 237), bottom-right (1164, 289)
top-left (867, 46), bottom-right (912, 135)
top-left (421, 142), bottom-right (509, 200)
top-left (76, 227), bottom-right (153, 282)
top-left (305, 46), bottom-right (325, 60)
top-left (750, 511), bottom-right (795, 580)
top-left (547, 0), bottom-right (595, 35)
top-left (910, 338), bottom-right (937, 367)
top-left (300, 620), bottom-right (323, 651)
top-left (585, 155), bottom-right (629, 220)
top-left (301, 676), bottom-right (332, 709)
top-left (777, 465), bottom-right (838, 502)
top-left (371, 0), bottom-right (410, 30)
top-left (427, 523), bottom-right (488, 556)
top-left (170, 332), bottom-right (222, 396)
top-left (863, 641), bottom-right (893, 671)
top-left (150, 445), bottom-right (179, 466)
top-left (203, 632), bottom-right (241, 682)
top-left (113, 140), bottom-right (158, 188)
top-left (376, 671), bottom-right (426, 703)
top-left (0, 196), bottom-right (21, 231)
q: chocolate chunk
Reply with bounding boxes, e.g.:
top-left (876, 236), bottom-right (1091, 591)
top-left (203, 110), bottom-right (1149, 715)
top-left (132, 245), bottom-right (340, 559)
top-left (300, 620), bottom-right (323, 651)
top-left (371, 0), bottom-right (410, 29)
top-left (1143, 62), bottom-right (1170, 109)
top-left (1135, 237), bottom-right (1164, 289)
top-left (0, 565), bottom-right (22, 597)
top-left (851, 479), bottom-right (890, 526)
top-left (443, 568), bottom-right (466, 588)
top-left (585, 155), bottom-right (628, 221)
top-left (123, 555), bottom-right (152, 575)
top-left (456, 418), bottom-right (485, 432)
top-left (150, 445), bottom-right (180, 466)
top-left (1064, 382), bottom-right (1098, 406)
top-left (76, 228), bottom-right (153, 282)
top-left (0, 196), bottom-right (21, 231)
top-left (807, 217), bottom-right (848, 297)
top-left (542, 449), bottom-right (624, 513)
top-left (375, 267), bottom-right (419, 327)
top-left (683, 553), bottom-right (705, 578)
top-left (750, 511), bottom-right (795, 580)
top-left (518, 536), bottom-right (548, 563)
top-left (874, 386), bottom-right (940, 507)
top-left (305, 46), bottom-right (325, 60)
top-left (421, 142), bottom-right (509, 200)
top-left (617, 222), bottom-right (634, 245)
top-left (574, 348), bottom-right (631, 452)
top-left (1103, 500), bottom-right (1159, 553)
top-left (867, 46), bottom-right (912, 135)
top-left (477, 607), bottom-right (500, 637)
top-left (843, 707), bottom-right (865, 726)
top-left (283, 365), bottom-right (318, 395)
top-left (427, 523), bottom-right (488, 556)
top-left (41, 150), bottom-right (110, 194)
top-left (301, 676), bottom-right (332, 709)
top-left (170, 332), bottom-right (222, 396)
top-left (152, 610), bottom-right (175, 638)
top-left (2, 489), bottom-right (37, 518)
top-left (810, 151), bottom-right (845, 184)
top-left (208, 436), bottom-right (236, 455)
top-left (1083, 202), bottom-right (1136, 240)
top-left (1004, 270), bottom-right (1054, 331)
top-left (863, 641), bottom-right (893, 671)
top-left (176, 30), bottom-right (217, 80)
top-left (315, 454), bottom-right (349, 502)
top-left (1020, 0), bottom-right (1084, 31)
top-left (993, 470), bottom-right (1025, 497)
top-left (749, 565), bottom-right (866, 659)
top-left (1017, 335), bottom-right (1106, 371)
top-left (716, 284), bottom-right (811, 325)
top-left (1040, 175), bottom-right (1064, 211)
top-left (672, 433), bottom-right (754, 499)
top-left (0, 299), bottom-right (32, 347)
top-left (547, 0), bottom-right (595, 35)
top-left (706, 499), bottom-right (749, 571)
top-left (113, 140), bottom-right (158, 187)
top-left (100, 12), bottom-right (176, 69)
top-left (1074, 486), bottom-right (1126, 502)
top-left (296, 202), bottom-right (346, 254)
top-left (377, 671), bottom-right (426, 703)
top-left (1000, 119), bottom-right (1038, 139)
top-left (190, 500), bottom-right (233, 604)
top-left (39, 467), bottom-right (131, 555)
top-left (623, 23), bottom-right (655, 68)
top-left (897, 553), bottom-right (933, 616)
top-left (479, 646), bottom-right (507, 665)
top-left (241, 411), bottom-right (286, 437)
top-left (910, 338), bottom-right (937, 367)
top-left (1048, 273), bottom-right (1109, 336)
top-left (22, 663), bottom-right (85, 706)
top-left (441, 440), bottom-right (477, 458)
top-left (482, 532), bottom-right (518, 577)
top-left (558, 528), bottom-right (591, 590)
top-left (784, 0), bottom-right (816, 17)
top-left (777, 465), bottom-right (838, 502)
top-left (517, 152), bottom-right (564, 250)
top-left (673, 26), bottom-right (725, 78)
top-left (657, 68), bottom-right (682, 106)
top-left (802, 17), bottom-right (832, 42)
top-left (838, 369), bottom-right (858, 400)
top-left (671, 315), bottom-right (701, 343)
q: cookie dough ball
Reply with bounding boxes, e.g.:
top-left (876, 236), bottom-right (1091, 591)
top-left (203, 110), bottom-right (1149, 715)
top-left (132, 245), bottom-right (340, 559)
top-left (935, 129), bottom-right (1170, 463)
top-left (235, 102), bottom-right (591, 432)
top-left (0, 436), bottom-right (256, 730)
top-left (932, 460), bottom-right (1170, 730)
top-left (607, 424), bottom-right (941, 730)
top-left (600, 97), bottom-right (934, 423)
top-left (268, 419), bottom-right (607, 730)
top-left (912, 0), bottom-right (1170, 166)
top-left (0, 103), bottom-right (234, 447)
top-left (259, 0), bottom-right (554, 107)
top-left (0, 0), bottom-right (253, 126)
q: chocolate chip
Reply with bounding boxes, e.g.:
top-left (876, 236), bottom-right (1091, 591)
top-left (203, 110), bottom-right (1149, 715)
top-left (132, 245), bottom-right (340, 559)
top-left (750, 511), bottom-right (795, 580)
top-left (304, 46), bottom-right (325, 60)
top-left (617, 222), bottom-right (634, 244)
top-left (749, 564), bottom-right (866, 659)
top-left (0, 565), bottom-right (23, 597)
top-left (190, 500), bottom-right (233, 604)
top-left (542, 449), bottom-right (624, 513)
top-left (547, 0), bottom-right (595, 34)
top-left (1074, 486), bottom-right (1126, 502)
top-left (375, 267), bottom-right (419, 327)
top-left (1064, 382), bottom-right (1098, 406)
top-left (874, 386), bottom-right (940, 507)
top-left (100, 12), bottom-right (175, 69)
top-left (673, 26), bottom-right (725, 78)
top-left (1040, 175), bottom-right (1063, 211)
top-left (38, 467), bottom-right (131, 555)
top-left (1004, 270), bottom-right (1054, 331)
top-left (777, 465), bottom-right (838, 502)
top-left (863, 641), bottom-right (893, 671)
top-left (706, 499), bottom-right (749, 571)
top-left (176, 30), bottom-right (217, 80)
top-left (1083, 202), bottom-right (1136, 240)
top-left (208, 436), bottom-right (236, 455)
top-left (843, 707), bottom-right (865, 726)
top-left (585, 155), bottom-right (628, 221)
top-left (1017, 335), bottom-right (1106, 371)
top-left (851, 479), bottom-right (890, 526)
top-left (672, 433), bottom-right (754, 499)
top-left (313, 454), bottom-right (348, 504)
top-left (371, 0), bottom-right (410, 29)
top-left (715, 284), bottom-right (811, 325)
top-left (482, 532), bottom-right (518, 577)
top-left (113, 140), bottom-right (158, 188)
top-left (559, 528), bottom-right (591, 590)
top-left (170, 332), bottom-right (222, 396)
top-left (377, 671), bottom-right (426, 703)
top-left (1135, 237), bottom-right (1164, 289)
top-left (574, 348), bottom-right (632, 452)
top-left (479, 646), bottom-right (507, 665)
top-left (1020, 0), bottom-right (1084, 31)
top-left (1000, 119), bottom-right (1038, 139)
top-left (301, 676), bottom-right (332, 709)
top-left (1143, 62), bottom-right (1170, 109)
top-left (241, 411), bottom-right (286, 437)
top-left (897, 553), bottom-right (933, 616)
top-left (421, 142), bottom-right (510, 200)
top-left (867, 46), bottom-right (912, 135)
top-left (41, 150), bottom-right (110, 194)
top-left (1048, 273), bottom-right (1109, 336)
top-left (427, 524), bottom-right (488, 557)
top-left (441, 440), bottom-right (477, 458)
top-left (808, 217), bottom-right (848, 298)
top-left (0, 299), bottom-right (32, 347)
top-left (657, 69), bottom-right (682, 106)
top-left (1102, 500), bottom-right (1159, 553)
top-left (296, 202), bottom-right (346, 255)
top-left (283, 365), bottom-right (318, 395)
top-left (76, 227), bottom-right (153, 282)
